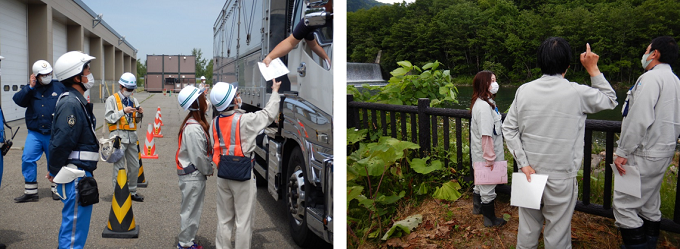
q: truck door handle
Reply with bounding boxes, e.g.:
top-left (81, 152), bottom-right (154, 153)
top-left (297, 62), bottom-right (306, 77)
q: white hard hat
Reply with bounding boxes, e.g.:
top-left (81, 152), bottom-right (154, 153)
top-left (210, 82), bottom-right (237, 112)
top-left (54, 51), bottom-right (95, 81)
top-left (118, 72), bottom-right (137, 89)
top-left (32, 60), bottom-right (53, 75)
top-left (200, 76), bottom-right (206, 80)
top-left (178, 86), bottom-right (202, 111)
top-left (0, 55), bottom-right (4, 60)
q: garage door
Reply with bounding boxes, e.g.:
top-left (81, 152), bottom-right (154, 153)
top-left (0, 0), bottom-right (28, 121)
top-left (53, 19), bottom-right (67, 63)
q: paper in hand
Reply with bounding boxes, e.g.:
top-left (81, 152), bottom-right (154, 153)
top-left (510, 173), bottom-right (549, 210)
top-left (257, 58), bottom-right (290, 81)
top-left (610, 163), bottom-right (641, 198)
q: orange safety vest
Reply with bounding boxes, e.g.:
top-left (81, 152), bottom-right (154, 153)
top-left (212, 113), bottom-right (244, 165)
top-left (108, 93), bottom-right (136, 131)
top-left (176, 119), bottom-right (210, 175)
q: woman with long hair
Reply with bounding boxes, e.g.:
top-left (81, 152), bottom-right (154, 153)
top-left (175, 86), bottom-right (214, 249)
top-left (470, 70), bottom-right (506, 227)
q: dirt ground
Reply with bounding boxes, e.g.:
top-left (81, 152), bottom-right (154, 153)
top-left (357, 193), bottom-right (680, 249)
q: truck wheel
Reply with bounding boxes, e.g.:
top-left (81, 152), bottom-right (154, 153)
top-left (286, 147), bottom-right (325, 247)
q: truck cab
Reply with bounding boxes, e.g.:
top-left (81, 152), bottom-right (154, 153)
top-left (213, 0), bottom-right (333, 246)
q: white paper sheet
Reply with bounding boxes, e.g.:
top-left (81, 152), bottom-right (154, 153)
top-left (610, 163), bottom-right (641, 198)
top-left (257, 58), bottom-right (290, 81)
top-left (510, 173), bottom-right (549, 210)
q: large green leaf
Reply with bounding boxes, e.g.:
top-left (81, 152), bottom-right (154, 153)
top-left (396, 61), bottom-right (412, 68)
top-left (347, 128), bottom-right (368, 145)
top-left (410, 158), bottom-right (444, 174)
top-left (381, 214), bottom-right (423, 240)
top-left (375, 191), bottom-right (405, 205)
top-left (391, 67), bottom-right (409, 76)
top-left (347, 186), bottom-right (364, 209)
top-left (433, 181), bottom-right (463, 201)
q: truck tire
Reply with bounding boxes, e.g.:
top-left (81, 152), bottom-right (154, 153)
top-left (285, 147), bottom-right (325, 247)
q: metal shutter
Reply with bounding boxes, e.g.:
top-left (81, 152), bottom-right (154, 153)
top-left (0, 0), bottom-right (28, 121)
top-left (52, 20), bottom-right (67, 63)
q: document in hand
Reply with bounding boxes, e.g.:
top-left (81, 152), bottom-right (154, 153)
top-left (257, 58), bottom-right (290, 81)
top-left (473, 161), bottom-right (508, 185)
top-left (510, 173), bottom-right (549, 210)
top-left (610, 163), bottom-right (641, 198)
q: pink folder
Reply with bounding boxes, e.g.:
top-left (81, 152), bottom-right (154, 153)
top-left (473, 161), bottom-right (508, 185)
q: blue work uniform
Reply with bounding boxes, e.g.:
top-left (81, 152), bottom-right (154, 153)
top-left (13, 79), bottom-right (65, 195)
top-left (48, 87), bottom-right (98, 249)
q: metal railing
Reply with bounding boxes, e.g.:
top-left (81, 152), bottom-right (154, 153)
top-left (347, 95), bottom-right (680, 233)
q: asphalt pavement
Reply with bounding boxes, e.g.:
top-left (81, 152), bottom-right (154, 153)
top-left (0, 91), bottom-right (305, 248)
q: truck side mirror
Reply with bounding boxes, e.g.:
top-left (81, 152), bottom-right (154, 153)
top-left (304, 0), bottom-right (329, 8)
top-left (304, 8), bottom-right (332, 28)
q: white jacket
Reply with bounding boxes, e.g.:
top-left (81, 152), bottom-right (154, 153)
top-left (502, 74), bottom-right (617, 179)
top-left (616, 63), bottom-right (680, 159)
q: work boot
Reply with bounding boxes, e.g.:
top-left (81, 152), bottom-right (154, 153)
top-left (130, 193), bottom-right (144, 202)
top-left (481, 200), bottom-right (506, 227)
top-left (620, 226), bottom-right (647, 249)
top-left (642, 217), bottom-right (660, 249)
top-left (14, 194), bottom-right (38, 203)
top-left (52, 192), bottom-right (61, 200)
top-left (472, 193), bottom-right (482, 215)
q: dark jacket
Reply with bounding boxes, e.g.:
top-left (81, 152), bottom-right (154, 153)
top-left (48, 87), bottom-right (99, 176)
top-left (12, 79), bottom-right (66, 134)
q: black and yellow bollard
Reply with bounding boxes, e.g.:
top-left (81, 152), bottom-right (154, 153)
top-left (102, 169), bottom-right (139, 238)
top-left (136, 141), bottom-right (148, 188)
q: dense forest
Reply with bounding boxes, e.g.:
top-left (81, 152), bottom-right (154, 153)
top-left (347, 0), bottom-right (680, 85)
top-left (348, 0), bottom-right (387, 12)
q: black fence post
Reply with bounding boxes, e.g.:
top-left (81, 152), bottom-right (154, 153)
top-left (418, 98), bottom-right (431, 157)
top-left (347, 95), bottom-right (355, 128)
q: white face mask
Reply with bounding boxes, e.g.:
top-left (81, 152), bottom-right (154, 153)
top-left (40, 75), bottom-right (52, 85)
top-left (237, 96), bottom-right (242, 108)
top-left (641, 51), bottom-right (653, 70)
top-left (121, 90), bottom-right (132, 97)
top-left (489, 82), bottom-right (499, 94)
top-left (82, 73), bottom-right (95, 90)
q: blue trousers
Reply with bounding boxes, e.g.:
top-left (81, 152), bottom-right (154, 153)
top-left (22, 130), bottom-right (51, 183)
top-left (55, 171), bottom-right (93, 249)
top-left (0, 154), bottom-right (4, 188)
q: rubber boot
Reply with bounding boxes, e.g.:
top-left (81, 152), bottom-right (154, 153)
top-left (481, 200), bottom-right (506, 227)
top-left (620, 226), bottom-right (647, 249)
top-left (642, 217), bottom-right (660, 249)
top-left (472, 193), bottom-right (482, 215)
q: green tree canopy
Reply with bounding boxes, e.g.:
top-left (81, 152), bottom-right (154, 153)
top-left (348, 0), bottom-right (680, 85)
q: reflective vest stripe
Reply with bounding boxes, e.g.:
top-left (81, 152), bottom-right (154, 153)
top-left (67, 151), bottom-right (99, 161)
top-left (212, 113), bottom-right (244, 165)
top-left (108, 93), bottom-right (136, 131)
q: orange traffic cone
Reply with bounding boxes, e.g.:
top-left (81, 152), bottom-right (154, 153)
top-left (102, 168), bottom-right (139, 238)
top-left (153, 118), bottom-right (163, 138)
top-left (141, 124), bottom-right (159, 159)
top-left (156, 106), bottom-right (163, 126)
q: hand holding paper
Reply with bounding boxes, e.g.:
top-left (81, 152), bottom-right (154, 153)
top-left (257, 58), bottom-right (290, 81)
top-left (510, 173), bottom-right (548, 210)
top-left (610, 163), bottom-right (641, 198)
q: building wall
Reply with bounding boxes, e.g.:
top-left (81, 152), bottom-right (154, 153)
top-left (0, 0), bottom-right (137, 121)
top-left (145, 55), bottom-right (196, 92)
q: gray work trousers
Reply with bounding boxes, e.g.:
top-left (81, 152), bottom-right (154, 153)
top-left (473, 184), bottom-right (497, 204)
top-left (517, 177), bottom-right (577, 249)
top-left (215, 174), bottom-right (257, 249)
top-left (112, 141), bottom-right (140, 194)
top-left (178, 171), bottom-right (207, 247)
top-left (613, 155), bottom-right (672, 229)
